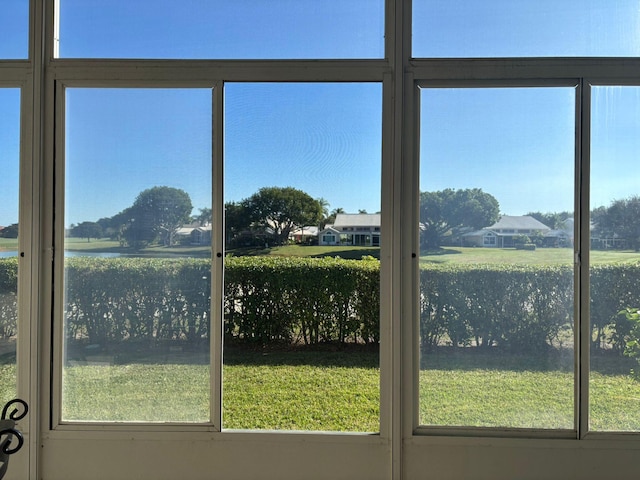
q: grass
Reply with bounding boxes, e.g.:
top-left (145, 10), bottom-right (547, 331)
top-left (59, 239), bottom-right (640, 264)
top-left (8, 241), bottom-right (640, 430)
top-left (223, 349), bottom-right (379, 431)
top-left (60, 348), bottom-right (380, 431)
top-left (61, 238), bottom-right (379, 259)
top-left (31, 348), bottom-right (639, 432)
top-left (420, 247), bottom-right (640, 265)
top-left (227, 244), bottom-right (380, 260)
top-left (0, 238), bottom-right (18, 251)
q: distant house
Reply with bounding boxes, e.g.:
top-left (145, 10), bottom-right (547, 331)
top-left (318, 213), bottom-right (381, 247)
top-left (462, 215), bottom-right (551, 248)
top-left (289, 226), bottom-right (319, 244)
top-left (175, 223), bottom-right (212, 246)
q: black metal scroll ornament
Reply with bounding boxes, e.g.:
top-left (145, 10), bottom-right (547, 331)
top-left (0, 399), bottom-right (28, 480)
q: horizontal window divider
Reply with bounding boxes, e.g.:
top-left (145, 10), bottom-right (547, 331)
top-left (410, 433), bottom-right (640, 449)
top-left (43, 429), bottom-right (388, 444)
top-left (414, 426), bottom-right (577, 441)
top-left (46, 59), bottom-right (391, 83)
top-left (416, 78), bottom-right (580, 89)
top-left (409, 58), bottom-right (640, 81)
top-left (0, 69), bottom-right (33, 83)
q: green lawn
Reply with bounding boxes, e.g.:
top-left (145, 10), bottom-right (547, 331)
top-left (60, 239), bottom-right (640, 264)
top-left (420, 247), bottom-right (640, 265)
top-left (62, 238), bottom-right (379, 259)
top-left (0, 238), bottom-right (18, 251)
top-left (18, 349), bottom-right (633, 432)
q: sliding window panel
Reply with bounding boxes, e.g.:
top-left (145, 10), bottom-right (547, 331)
top-left (413, 0), bottom-right (640, 58)
top-left (0, 0), bottom-right (28, 59)
top-left (57, 0), bottom-right (384, 59)
top-left (223, 82), bottom-right (382, 432)
top-left (590, 86), bottom-right (640, 432)
top-left (62, 88), bottom-right (213, 423)
top-left (0, 89), bottom-right (21, 405)
top-left (418, 87), bottom-right (576, 430)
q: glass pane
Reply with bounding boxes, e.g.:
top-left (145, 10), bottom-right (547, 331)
top-left (418, 87), bottom-right (575, 429)
top-left (590, 86), bottom-right (640, 431)
top-left (0, 89), bottom-right (20, 405)
top-left (0, 0), bottom-right (28, 59)
top-left (413, 0), bottom-right (640, 58)
top-left (58, 0), bottom-right (384, 59)
top-left (223, 83), bottom-right (382, 431)
top-left (62, 89), bottom-right (212, 422)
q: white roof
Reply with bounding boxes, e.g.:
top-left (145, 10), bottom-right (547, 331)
top-left (333, 213), bottom-right (380, 228)
top-left (290, 226), bottom-right (319, 236)
top-left (489, 215), bottom-right (550, 231)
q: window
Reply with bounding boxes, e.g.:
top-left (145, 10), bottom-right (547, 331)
top-left (0, 88), bottom-right (21, 405)
top-left (223, 82), bottom-right (382, 431)
top-left (590, 86), bottom-right (640, 432)
top-left (417, 86), bottom-right (575, 429)
top-left (61, 88), bottom-right (213, 423)
top-left (57, 0), bottom-right (385, 59)
top-left (413, 0), bottom-right (640, 58)
top-left (0, 0), bottom-right (28, 59)
top-left (5, 1), bottom-right (640, 479)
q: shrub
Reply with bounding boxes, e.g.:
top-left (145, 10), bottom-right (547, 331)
top-left (419, 264), bottom-right (573, 352)
top-left (3, 256), bottom-right (640, 355)
top-left (620, 308), bottom-right (640, 377)
top-left (62, 256), bottom-right (380, 348)
top-left (0, 259), bottom-right (18, 339)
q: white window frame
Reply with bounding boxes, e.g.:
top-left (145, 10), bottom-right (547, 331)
top-left (0, 0), bottom-right (638, 479)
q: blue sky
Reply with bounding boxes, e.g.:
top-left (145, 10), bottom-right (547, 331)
top-left (413, 0), bottom-right (640, 57)
top-left (2, 1), bottom-right (640, 226)
top-left (0, 0), bottom-right (28, 59)
top-left (0, 90), bottom-right (20, 226)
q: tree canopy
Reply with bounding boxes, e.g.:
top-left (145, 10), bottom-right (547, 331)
top-left (592, 195), bottom-right (640, 251)
top-left (526, 211), bottom-right (572, 230)
top-left (0, 223), bottom-right (18, 239)
top-left (420, 188), bottom-right (500, 248)
top-left (122, 186), bottom-right (193, 249)
top-left (70, 221), bottom-right (103, 242)
top-left (242, 186), bottom-right (324, 245)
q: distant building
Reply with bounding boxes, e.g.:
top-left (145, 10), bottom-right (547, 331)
top-left (461, 215), bottom-right (551, 248)
top-left (289, 226), bottom-right (319, 244)
top-left (175, 223), bottom-right (212, 246)
top-left (318, 213), bottom-right (381, 247)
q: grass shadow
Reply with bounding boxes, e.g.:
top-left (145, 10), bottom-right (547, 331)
top-left (420, 346), bottom-right (574, 373)
top-left (224, 343), bottom-right (379, 368)
top-left (421, 248), bottom-right (462, 256)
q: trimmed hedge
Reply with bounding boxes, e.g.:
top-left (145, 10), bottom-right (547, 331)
top-left (63, 256), bottom-right (379, 347)
top-left (1, 257), bottom-right (640, 353)
top-left (0, 258), bottom-right (18, 339)
top-left (420, 264), bottom-right (573, 351)
top-left (224, 256), bottom-right (379, 344)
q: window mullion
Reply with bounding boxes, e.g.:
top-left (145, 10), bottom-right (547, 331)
top-left (212, 82), bottom-right (224, 431)
top-left (577, 79), bottom-right (591, 439)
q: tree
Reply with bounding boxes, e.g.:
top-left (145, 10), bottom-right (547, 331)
top-left (243, 187), bottom-right (324, 245)
top-left (224, 201), bottom-right (251, 245)
top-left (0, 223), bottom-right (18, 239)
top-left (592, 195), bottom-right (640, 251)
top-left (123, 186), bottom-right (193, 249)
top-left (526, 211), bottom-right (572, 230)
top-left (321, 207), bottom-right (345, 228)
top-left (193, 207), bottom-right (212, 225)
top-left (71, 221), bottom-right (103, 242)
top-left (420, 188), bottom-right (500, 248)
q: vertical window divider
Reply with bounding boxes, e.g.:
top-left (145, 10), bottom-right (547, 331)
top-left (212, 81), bottom-right (224, 431)
top-left (50, 80), bottom-right (66, 430)
top-left (577, 78), bottom-right (592, 439)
